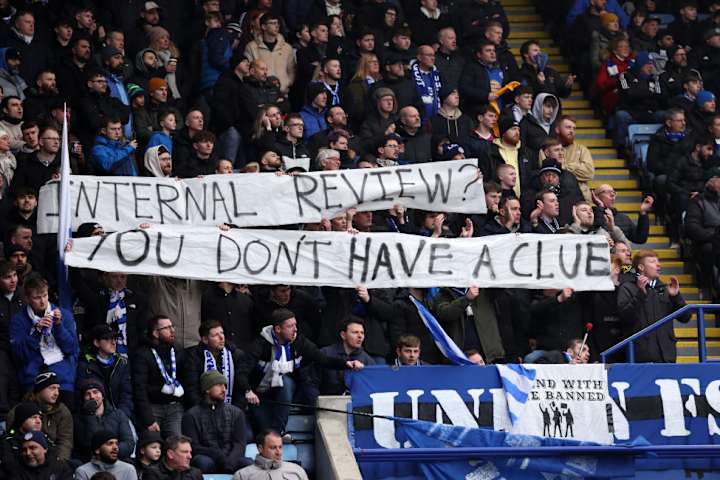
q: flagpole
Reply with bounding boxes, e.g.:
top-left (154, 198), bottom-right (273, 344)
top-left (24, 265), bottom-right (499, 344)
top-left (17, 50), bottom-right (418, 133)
top-left (57, 104), bottom-right (72, 310)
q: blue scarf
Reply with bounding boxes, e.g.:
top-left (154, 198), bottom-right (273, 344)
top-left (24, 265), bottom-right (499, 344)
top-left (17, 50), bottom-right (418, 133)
top-left (204, 348), bottom-right (234, 404)
top-left (665, 129), bottom-right (686, 143)
top-left (411, 61), bottom-right (441, 118)
top-left (107, 290), bottom-right (128, 355)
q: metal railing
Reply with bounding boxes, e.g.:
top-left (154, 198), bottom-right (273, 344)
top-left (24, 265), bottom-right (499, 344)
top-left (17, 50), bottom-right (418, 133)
top-left (600, 303), bottom-right (720, 363)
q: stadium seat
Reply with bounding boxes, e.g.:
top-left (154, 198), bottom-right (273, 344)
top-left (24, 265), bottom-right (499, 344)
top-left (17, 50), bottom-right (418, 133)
top-left (203, 475), bottom-right (233, 480)
top-left (244, 443), bottom-right (298, 461)
top-left (628, 124), bottom-right (661, 170)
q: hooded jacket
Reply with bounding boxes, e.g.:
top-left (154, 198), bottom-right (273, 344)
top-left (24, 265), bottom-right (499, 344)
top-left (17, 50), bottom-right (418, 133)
top-left (73, 402), bottom-right (135, 462)
top-left (144, 145), bottom-right (171, 177)
top-left (0, 48), bottom-right (26, 100)
top-left (359, 87), bottom-right (398, 152)
top-left (91, 135), bottom-right (137, 176)
top-left (521, 92), bottom-right (559, 161)
top-left (430, 106), bottom-right (473, 145)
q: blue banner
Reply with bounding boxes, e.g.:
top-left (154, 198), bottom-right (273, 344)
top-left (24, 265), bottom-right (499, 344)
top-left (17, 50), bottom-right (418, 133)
top-left (348, 364), bottom-right (720, 478)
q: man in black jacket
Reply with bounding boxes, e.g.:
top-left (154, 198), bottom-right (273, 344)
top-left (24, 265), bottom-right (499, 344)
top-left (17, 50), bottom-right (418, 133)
top-left (522, 152), bottom-right (584, 227)
top-left (519, 40), bottom-right (574, 99)
top-left (22, 69), bottom-right (61, 122)
top-left (0, 260), bottom-right (20, 424)
top-left (143, 435), bottom-right (203, 480)
top-left (183, 320), bottom-right (253, 409)
top-left (7, 11), bottom-right (50, 85)
top-left (132, 315), bottom-right (187, 439)
top-left (370, 54), bottom-right (424, 114)
top-left (173, 130), bottom-right (217, 178)
top-left (10, 124), bottom-right (60, 195)
top-left (685, 172), bottom-right (720, 290)
top-left (54, 35), bottom-right (92, 109)
top-left (255, 285), bottom-right (320, 344)
top-left (617, 250), bottom-right (690, 363)
top-left (246, 308), bottom-right (363, 435)
top-left (181, 370), bottom-right (249, 473)
top-left (201, 283), bottom-right (255, 351)
top-left (592, 183), bottom-right (653, 244)
top-left (396, 106), bottom-right (431, 164)
top-left (459, 40), bottom-right (503, 111)
top-left (485, 21), bottom-right (520, 84)
top-left (76, 69), bottom-right (131, 149)
top-left (315, 317), bottom-right (375, 396)
top-left (212, 55), bottom-right (249, 166)
top-left (480, 196), bottom-right (533, 235)
top-left (8, 431), bottom-right (72, 479)
top-left (272, 113), bottom-right (311, 168)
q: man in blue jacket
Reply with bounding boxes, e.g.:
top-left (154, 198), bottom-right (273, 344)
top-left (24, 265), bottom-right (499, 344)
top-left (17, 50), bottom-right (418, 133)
top-left (9, 273), bottom-right (79, 407)
top-left (91, 117), bottom-right (138, 176)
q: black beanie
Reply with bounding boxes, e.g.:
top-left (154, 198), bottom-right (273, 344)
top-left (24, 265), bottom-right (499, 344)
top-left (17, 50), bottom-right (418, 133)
top-left (33, 372), bottom-right (60, 393)
top-left (91, 429), bottom-right (117, 452)
top-left (13, 402), bottom-right (42, 430)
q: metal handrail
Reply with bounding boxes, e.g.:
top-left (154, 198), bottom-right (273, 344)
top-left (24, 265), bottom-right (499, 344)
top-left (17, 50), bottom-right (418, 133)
top-left (600, 303), bottom-right (720, 363)
top-left (354, 444), bottom-right (720, 461)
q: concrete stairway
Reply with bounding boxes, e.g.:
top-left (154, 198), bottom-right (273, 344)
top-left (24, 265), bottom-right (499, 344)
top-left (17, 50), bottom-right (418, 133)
top-left (504, 0), bottom-right (719, 362)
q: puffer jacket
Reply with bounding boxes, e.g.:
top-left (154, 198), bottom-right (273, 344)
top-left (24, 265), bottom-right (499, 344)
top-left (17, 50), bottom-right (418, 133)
top-left (73, 402), bottom-right (135, 462)
top-left (181, 400), bottom-right (247, 472)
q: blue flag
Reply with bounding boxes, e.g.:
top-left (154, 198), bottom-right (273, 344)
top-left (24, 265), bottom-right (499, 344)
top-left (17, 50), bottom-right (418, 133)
top-left (496, 364), bottom-right (537, 425)
top-left (394, 418), bottom-right (636, 479)
top-left (408, 295), bottom-right (474, 365)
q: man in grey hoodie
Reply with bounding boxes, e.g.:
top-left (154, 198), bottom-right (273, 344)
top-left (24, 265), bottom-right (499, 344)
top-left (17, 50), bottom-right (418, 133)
top-left (74, 430), bottom-right (138, 480)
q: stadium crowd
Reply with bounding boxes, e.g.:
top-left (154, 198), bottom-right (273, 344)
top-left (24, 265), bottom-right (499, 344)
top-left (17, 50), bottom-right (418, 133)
top-left (0, 0), bottom-right (714, 477)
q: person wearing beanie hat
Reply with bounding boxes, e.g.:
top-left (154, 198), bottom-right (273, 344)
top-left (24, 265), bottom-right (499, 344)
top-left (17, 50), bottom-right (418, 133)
top-left (666, 1), bottom-right (702, 50)
top-left (134, 429), bottom-right (163, 475)
top-left (431, 86), bottom-right (473, 145)
top-left (614, 50), bottom-right (666, 150)
top-left (688, 90), bottom-right (718, 133)
top-left (148, 76), bottom-right (168, 93)
top-left (300, 82), bottom-right (328, 140)
top-left (126, 83), bottom-right (145, 101)
top-left (696, 90), bottom-right (716, 108)
top-left (180, 365), bottom-right (249, 473)
top-left (485, 115), bottom-right (534, 197)
top-left (10, 401), bottom-right (42, 432)
top-left (590, 12), bottom-right (621, 73)
top-left (360, 87), bottom-right (399, 150)
top-left (75, 429), bottom-right (137, 480)
top-left (12, 429), bottom-right (73, 478)
top-left (32, 371), bottom-right (60, 393)
top-left (74, 373), bottom-right (135, 463)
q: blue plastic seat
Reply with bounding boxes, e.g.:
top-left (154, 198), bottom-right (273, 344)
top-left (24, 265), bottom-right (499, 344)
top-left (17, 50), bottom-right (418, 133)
top-left (244, 443), bottom-right (298, 461)
top-left (628, 124), bottom-right (661, 170)
top-left (203, 475), bottom-right (233, 480)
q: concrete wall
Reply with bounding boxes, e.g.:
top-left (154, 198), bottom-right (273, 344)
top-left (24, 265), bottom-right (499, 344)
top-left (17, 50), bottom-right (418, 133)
top-left (315, 396), bottom-right (363, 480)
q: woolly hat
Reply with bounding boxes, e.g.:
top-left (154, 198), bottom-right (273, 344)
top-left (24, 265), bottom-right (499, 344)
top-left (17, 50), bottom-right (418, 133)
top-left (4, 47), bottom-right (21, 62)
top-left (78, 377), bottom-right (105, 397)
top-left (442, 143), bottom-right (465, 159)
top-left (600, 12), bottom-right (619, 28)
top-left (306, 82), bottom-right (327, 102)
top-left (19, 431), bottom-right (48, 449)
top-left (136, 430), bottom-right (163, 451)
top-left (439, 85), bottom-right (457, 103)
top-left (633, 51), bottom-right (652, 71)
top-left (13, 402), bottom-right (42, 430)
top-left (200, 370), bottom-right (227, 393)
top-left (697, 90), bottom-right (716, 107)
top-left (100, 46), bottom-right (122, 63)
top-left (498, 115), bottom-right (520, 136)
top-left (33, 372), bottom-right (60, 393)
top-left (91, 429), bottom-right (117, 452)
top-left (372, 87), bottom-right (396, 101)
top-left (539, 159), bottom-right (562, 176)
top-left (148, 26), bottom-right (170, 45)
top-left (4, 243), bottom-right (27, 258)
top-left (705, 166), bottom-right (720, 181)
top-left (126, 83), bottom-right (145, 100)
top-left (148, 77), bottom-right (168, 92)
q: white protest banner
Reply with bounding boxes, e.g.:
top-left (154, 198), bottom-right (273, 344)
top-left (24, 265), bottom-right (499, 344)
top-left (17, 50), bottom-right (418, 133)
top-left (37, 159), bottom-right (486, 233)
top-left (512, 364), bottom-right (613, 444)
top-left (65, 227), bottom-right (613, 290)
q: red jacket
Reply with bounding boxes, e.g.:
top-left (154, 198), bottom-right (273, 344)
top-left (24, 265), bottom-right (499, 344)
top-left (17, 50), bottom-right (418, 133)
top-left (596, 53), bottom-right (635, 113)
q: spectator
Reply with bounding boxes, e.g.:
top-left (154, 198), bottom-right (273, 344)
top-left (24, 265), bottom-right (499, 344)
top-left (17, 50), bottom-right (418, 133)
top-left (74, 378), bottom-right (135, 463)
top-left (8, 430), bottom-right (72, 479)
top-left (0, 127), bottom-right (15, 190)
top-left (7, 372), bottom-right (73, 461)
top-left (613, 51), bottom-right (666, 151)
top-left (211, 55), bottom-right (250, 167)
top-left (564, 338), bottom-right (591, 364)
top-left (146, 110), bottom-right (175, 155)
top-left (0, 260), bottom-right (20, 420)
top-left (394, 334), bottom-right (424, 366)
top-left (244, 14), bottom-right (296, 95)
top-left (568, 200), bottom-right (629, 245)
top-left (201, 283), bottom-right (255, 351)
top-left (246, 308), bottom-right (363, 435)
top-left (484, 21), bottom-right (521, 84)
top-left (463, 105), bottom-right (497, 159)
top-left (551, 115), bottom-right (595, 201)
top-left (662, 47), bottom-right (692, 102)
top-left (307, 108), bottom-right (355, 161)
top-left (433, 286), bottom-right (506, 364)
top-left (77, 70), bottom-right (131, 148)
top-left (504, 85), bottom-right (534, 123)
top-left (519, 40), bottom-right (574, 99)
top-left (485, 116), bottom-right (535, 196)
top-left (50, 17), bottom-right (74, 63)
top-left (183, 320), bottom-right (251, 408)
top-left (0, 47), bottom-right (26, 100)
top-left (617, 250), bottom-right (690, 363)
top-left (596, 36), bottom-right (634, 114)
top-left (134, 430), bottom-right (163, 478)
top-left (396, 106), bottom-right (431, 164)
top-left (434, 27), bottom-right (464, 92)
top-left (22, 70), bottom-right (60, 123)
top-left (315, 317), bottom-right (375, 395)
top-left (647, 109), bottom-right (694, 218)
top-left (55, 36), bottom-right (92, 108)
top-left (630, 17), bottom-right (659, 53)
top-left (181, 370), bottom-right (249, 473)
top-left (130, 49), bottom-right (165, 91)
top-left (669, 134), bottom-right (717, 222)
top-left (694, 27), bottom-right (720, 95)
top-left (479, 195), bottom-right (533, 235)
top-left (299, 82), bottom-right (328, 140)
top-left (685, 170), bottom-right (720, 289)
top-left (529, 189), bottom-right (562, 234)
top-left (142, 435), bottom-right (202, 480)
top-left (17, 121), bottom-right (40, 158)
top-left (390, 290), bottom-right (443, 364)
top-left (461, 0), bottom-right (510, 45)
top-left (255, 285), bottom-right (321, 343)
top-left (346, 53), bottom-right (381, 124)
top-left (592, 183), bottom-right (654, 244)
top-left (316, 148), bottom-right (341, 171)
top-left (667, 2), bottom-right (702, 50)
top-left (76, 324), bottom-right (134, 419)
top-left (0, 401), bottom-right (43, 471)
top-left (199, 12), bottom-right (232, 96)
top-left (590, 13), bottom-right (622, 74)
top-left (522, 93), bottom-right (559, 164)
top-left (317, 57), bottom-right (348, 110)
top-left (234, 429), bottom-right (309, 480)
top-left (7, 11), bottom-right (49, 85)
top-left (688, 90), bottom-right (717, 134)
top-left (526, 288), bottom-right (583, 362)
top-left (0, 96), bottom-right (24, 151)
top-left (411, 45), bottom-right (442, 121)
top-left (359, 87), bottom-right (397, 151)
top-left (430, 87), bottom-right (473, 145)
top-left (295, 21), bottom-right (329, 108)
top-left (101, 47), bottom-right (132, 138)
top-left (132, 315), bottom-right (186, 439)
top-left (273, 113), bottom-right (310, 168)
top-left (9, 274), bottom-right (78, 402)
top-left (669, 71), bottom-right (702, 116)
top-left (239, 60), bottom-right (286, 131)
top-left (91, 117), bottom-right (138, 176)
top-left (173, 130), bottom-right (217, 178)
top-left (459, 40), bottom-right (503, 111)
top-left (74, 430), bottom-right (138, 480)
